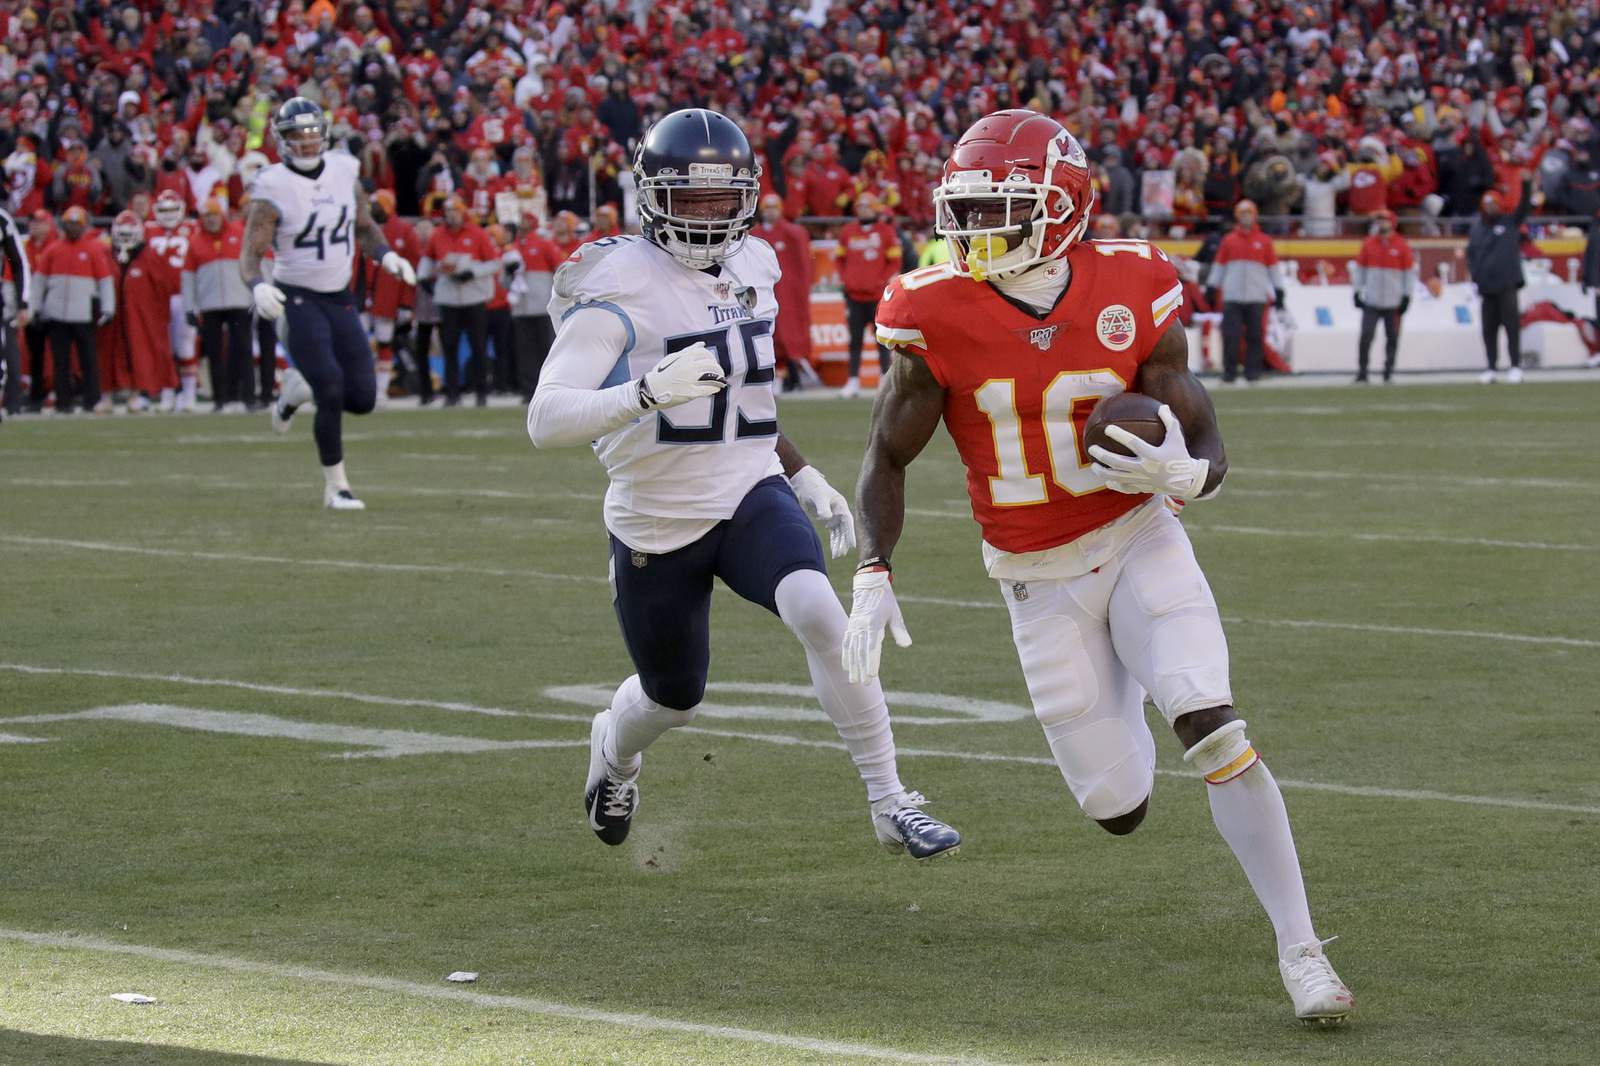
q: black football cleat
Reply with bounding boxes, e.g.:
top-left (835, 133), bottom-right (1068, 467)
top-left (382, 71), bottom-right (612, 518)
top-left (584, 710), bottom-right (638, 846)
top-left (872, 790), bottom-right (961, 861)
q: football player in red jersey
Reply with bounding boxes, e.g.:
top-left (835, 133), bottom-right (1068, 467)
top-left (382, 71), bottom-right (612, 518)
top-left (847, 110), bottom-right (1353, 1025)
top-left (146, 190), bottom-right (198, 411)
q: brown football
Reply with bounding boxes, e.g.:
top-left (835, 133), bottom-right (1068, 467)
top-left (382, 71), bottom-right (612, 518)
top-left (1083, 392), bottom-right (1165, 457)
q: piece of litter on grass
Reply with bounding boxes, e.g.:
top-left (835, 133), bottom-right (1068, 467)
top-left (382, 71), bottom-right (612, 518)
top-left (906, 902), bottom-right (921, 913)
top-left (445, 971), bottom-right (478, 983)
top-left (110, 993), bottom-right (155, 1005)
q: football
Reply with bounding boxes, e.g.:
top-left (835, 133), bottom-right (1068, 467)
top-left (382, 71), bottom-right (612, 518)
top-left (1083, 391), bottom-right (1166, 457)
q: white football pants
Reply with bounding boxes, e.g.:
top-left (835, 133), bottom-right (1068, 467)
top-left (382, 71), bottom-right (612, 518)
top-left (1001, 507), bottom-right (1232, 820)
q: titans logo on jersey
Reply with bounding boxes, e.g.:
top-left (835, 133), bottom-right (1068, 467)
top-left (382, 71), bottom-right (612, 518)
top-left (548, 234), bottom-right (785, 534)
top-left (248, 153), bottom-right (363, 293)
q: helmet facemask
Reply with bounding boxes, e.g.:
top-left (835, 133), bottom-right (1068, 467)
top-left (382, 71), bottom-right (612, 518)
top-left (935, 171), bottom-right (1081, 282)
top-left (275, 118), bottom-right (326, 172)
top-left (638, 164), bottom-right (759, 269)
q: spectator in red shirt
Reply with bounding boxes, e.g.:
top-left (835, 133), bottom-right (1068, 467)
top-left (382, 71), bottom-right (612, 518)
top-left (32, 206), bottom-right (114, 414)
top-left (50, 142), bottom-right (103, 213)
top-left (750, 193), bottom-right (813, 391)
top-left (505, 220), bottom-right (563, 401)
top-left (833, 194), bottom-right (902, 398)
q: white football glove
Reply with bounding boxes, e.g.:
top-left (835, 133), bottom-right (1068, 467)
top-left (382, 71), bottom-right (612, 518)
top-left (841, 568), bottom-right (911, 685)
top-left (1087, 404), bottom-right (1210, 500)
top-left (787, 465), bottom-right (856, 558)
top-left (253, 282), bottom-right (287, 321)
top-left (380, 250), bottom-right (417, 286)
top-left (638, 342), bottom-right (726, 410)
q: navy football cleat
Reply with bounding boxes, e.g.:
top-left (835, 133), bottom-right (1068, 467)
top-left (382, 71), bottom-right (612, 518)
top-left (871, 790), bottom-right (961, 861)
top-left (584, 710), bottom-right (638, 846)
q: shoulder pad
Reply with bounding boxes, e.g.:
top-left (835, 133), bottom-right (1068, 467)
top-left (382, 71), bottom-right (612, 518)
top-left (550, 236), bottom-right (639, 314)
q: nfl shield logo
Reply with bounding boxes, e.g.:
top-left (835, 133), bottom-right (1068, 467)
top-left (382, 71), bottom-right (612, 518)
top-left (1029, 325), bottom-right (1059, 351)
top-left (1011, 582), bottom-right (1029, 602)
top-left (631, 551), bottom-right (648, 569)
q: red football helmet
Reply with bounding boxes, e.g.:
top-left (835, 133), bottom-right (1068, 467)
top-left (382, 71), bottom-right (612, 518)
top-left (110, 210), bottom-right (143, 254)
top-left (933, 109), bottom-right (1094, 281)
top-left (154, 189), bottom-right (186, 229)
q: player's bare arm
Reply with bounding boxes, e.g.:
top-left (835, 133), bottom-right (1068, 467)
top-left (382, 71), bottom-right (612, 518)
top-left (774, 433), bottom-right (807, 477)
top-left (239, 200), bottom-right (279, 287)
top-left (352, 184), bottom-right (386, 259)
top-left (856, 351), bottom-right (947, 564)
top-left (1132, 319), bottom-right (1228, 496)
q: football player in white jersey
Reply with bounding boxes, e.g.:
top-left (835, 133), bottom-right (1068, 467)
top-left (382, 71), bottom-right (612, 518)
top-left (240, 97), bottom-right (416, 510)
top-left (527, 108), bottom-right (961, 860)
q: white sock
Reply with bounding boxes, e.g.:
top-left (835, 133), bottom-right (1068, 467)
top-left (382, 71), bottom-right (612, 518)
top-left (376, 368), bottom-right (392, 396)
top-left (607, 673), bottom-right (691, 768)
top-left (180, 376), bottom-right (197, 404)
top-left (774, 569), bottom-right (904, 802)
top-left (322, 461), bottom-right (351, 493)
top-left (1207, 761), bottom-right (1318, 956)
top-left (159, 388), bottom-right (174, 406)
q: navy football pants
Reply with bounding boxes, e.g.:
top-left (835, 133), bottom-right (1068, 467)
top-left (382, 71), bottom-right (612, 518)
top-left (609, 476), bottom-right (825, 711)
top-left (280, 283), bottom-right (375, 466)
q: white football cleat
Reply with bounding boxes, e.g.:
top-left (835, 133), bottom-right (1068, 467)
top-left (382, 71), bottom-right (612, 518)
top-left (156, 389), bottom-right (176, 413)
top-left (1279, 937), bottom-right (1353, 1026)
top-left (1505, 366), bottom-right (1524, 384)
top-left (272, 367), bottom-right (313, 434)
top-left (324, 487), bottom-right (366, 511)
top-left (839, 376), bottom-right (860, 399)
top-left (126, 393), bottom-right (150, 414)
top-left (1477, 369), bottom-right (1498, 384)
top-left (1586, 353), bottom-right (1600, 369)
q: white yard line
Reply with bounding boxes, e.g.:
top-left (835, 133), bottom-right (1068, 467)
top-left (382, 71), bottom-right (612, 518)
top-left (3, 662), bottom-right (1595, 816)
top-left (0, 535), bottom-right (595, 585)
top-left (1185, 523), bottom-right (1599, 552)
top-left (0, 929), bottom-right (999, 1066)
top-left (1245, 467), bottom-right (1600, 492)
top-left (4, 534), bottom-right (1593, 649)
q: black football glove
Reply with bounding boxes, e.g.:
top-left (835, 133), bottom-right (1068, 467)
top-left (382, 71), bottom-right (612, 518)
top-left (1399, 296), bottom-right (1410, 315)
top-left (185, 311), bottom-right (198, 327)
top-left (1353, 292), bottom-right (1364, 309)
top-left (1274, 289), bottom-right (1286, 310)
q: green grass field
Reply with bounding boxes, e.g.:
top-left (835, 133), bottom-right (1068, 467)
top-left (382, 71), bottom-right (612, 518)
top-left (2, 380), bottom-right (1597, 1065)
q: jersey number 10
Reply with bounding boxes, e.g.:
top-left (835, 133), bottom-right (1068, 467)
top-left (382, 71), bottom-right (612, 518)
top-left (974, 371), bottom-right (1126, 504)
top-left (657, 320), bottom-right (776, 445)
top-left (293, 207), bottom-right (352, 261)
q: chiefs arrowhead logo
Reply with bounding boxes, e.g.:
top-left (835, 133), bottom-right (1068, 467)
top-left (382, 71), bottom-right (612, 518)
top-left (1096, 304), bottom-right (1136, 352)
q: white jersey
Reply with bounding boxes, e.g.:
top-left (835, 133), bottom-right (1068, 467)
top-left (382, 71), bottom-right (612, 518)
top-left (545, 234), bottom-right (784, 552)
top-left (248, 154), bottom-right (362, 292)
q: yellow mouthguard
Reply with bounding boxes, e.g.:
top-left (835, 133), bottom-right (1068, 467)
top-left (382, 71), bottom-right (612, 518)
top-left (965, 235), bottom-right (1009, 281)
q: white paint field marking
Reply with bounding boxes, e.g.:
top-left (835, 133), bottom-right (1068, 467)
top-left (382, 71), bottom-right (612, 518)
top-left (0, 535), bottom-right (594, 585)
top-left (672, 727), bottom-right (1600, 816)
top-left (0, 662), bottom-right (565, 721)
top-left (3, 476), bottom-right (134, 487)
top-left (0, 732), bottom-right (51, 744)
top-left (4, 536), bottom-right (1592, 650)
top-left (0, 928), bottom-right (1003, 1066)
top-left (0, 704), bottom-right (586, 759)
top-left (1246, 466), bottom-right (1600, 493)
top-left (1186, 523), bottom-right (1599, 553)
top-left (545, 681), bottom-right (1028, 726)
top-left (3, 663), bottom-right (1595, 816)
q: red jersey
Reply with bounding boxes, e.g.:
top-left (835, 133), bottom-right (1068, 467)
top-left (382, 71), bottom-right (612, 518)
top-left (368, 215), bottom-right (421, 318)
top-left (103, 242), bottom-right (180, 395)
top-left (144, 220), bottom-right (196, 290)
top-left (750, 221), bottom-right (812, 365)
top-left (834, 220), bottom-right (901, 302)
top-left (875, 240), bottom-right (1186, 554)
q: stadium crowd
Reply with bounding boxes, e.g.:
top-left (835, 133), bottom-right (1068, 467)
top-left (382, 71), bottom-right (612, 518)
top-left (4, 0), bottom-right (1600, 414)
